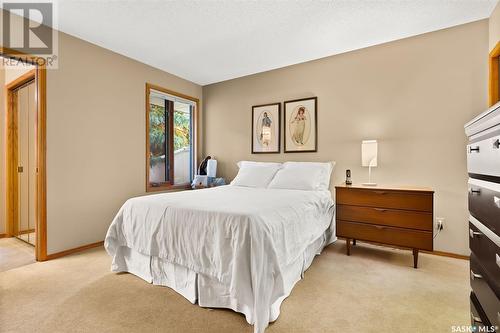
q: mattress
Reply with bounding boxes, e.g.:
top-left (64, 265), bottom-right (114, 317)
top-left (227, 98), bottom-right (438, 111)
top-left (105, 185), bottom-right (336, 332)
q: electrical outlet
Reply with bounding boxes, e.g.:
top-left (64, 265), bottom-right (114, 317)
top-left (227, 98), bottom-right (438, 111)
top-left (436, 217), bottom-right (445, 231)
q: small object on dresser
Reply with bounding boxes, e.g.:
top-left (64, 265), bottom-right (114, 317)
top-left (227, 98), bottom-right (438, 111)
top-left (198, 156), bottom-right (212, 175)
top-left (345, 169), bottom-right (352, 185)
top-left (192, 175), bottom-right (208, 189)
top-left (210, 177), bottom-right (226, 187)
top-left (207, 159), bottom-right (217, 177)
top-left (191, 176), bottom-right (226, 189)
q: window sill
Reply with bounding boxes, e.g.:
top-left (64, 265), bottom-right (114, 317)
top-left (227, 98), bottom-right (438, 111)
top-left (146, 183), bottom-right (191, 193)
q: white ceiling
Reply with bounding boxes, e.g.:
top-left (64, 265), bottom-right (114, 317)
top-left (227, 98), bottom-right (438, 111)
top-left (26, 1), bottom-right (500, 85)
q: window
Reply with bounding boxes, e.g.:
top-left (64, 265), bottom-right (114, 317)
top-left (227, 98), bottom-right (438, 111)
top-left (146, 84), bottom-right (197, 191)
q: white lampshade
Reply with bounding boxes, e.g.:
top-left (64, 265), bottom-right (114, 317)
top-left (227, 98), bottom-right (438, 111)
top-left (207, 159), bottom-right (217, 177)
top-left (361, 140), bottom-right (378, 167)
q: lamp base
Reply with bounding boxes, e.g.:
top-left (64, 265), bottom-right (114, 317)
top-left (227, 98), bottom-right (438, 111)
top-left (364, 165), bottom-right (377, 186)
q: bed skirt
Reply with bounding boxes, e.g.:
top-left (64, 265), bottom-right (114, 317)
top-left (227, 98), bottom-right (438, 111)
top-left (110, 229), bottom-right (336, 326)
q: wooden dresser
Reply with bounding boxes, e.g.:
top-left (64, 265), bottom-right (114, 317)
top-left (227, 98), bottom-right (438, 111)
top-left (335, 184), bottom-right (434, 268)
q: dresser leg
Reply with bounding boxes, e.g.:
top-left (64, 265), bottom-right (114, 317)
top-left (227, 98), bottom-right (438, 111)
top-left (346, 238), bottom-right (351, 256)
top-left (353, 239), bottom-right (356, 246)
top-left (413, 249), bottom-right (419, 268)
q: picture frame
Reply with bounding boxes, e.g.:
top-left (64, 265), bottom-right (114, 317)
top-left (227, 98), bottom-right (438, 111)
top-left (284, 97), bottom-right (317, 153)
top-left (252, 103), bottom-right (281, 153)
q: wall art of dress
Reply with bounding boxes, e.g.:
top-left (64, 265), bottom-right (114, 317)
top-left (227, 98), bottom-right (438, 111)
top-left (284, 97), bottom-right (317, 152)
top-left (251, 103), bottom-right (281, 153)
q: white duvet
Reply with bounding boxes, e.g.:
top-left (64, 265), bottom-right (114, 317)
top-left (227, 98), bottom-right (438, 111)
top-left (105, 185), bottom-right (335, 332)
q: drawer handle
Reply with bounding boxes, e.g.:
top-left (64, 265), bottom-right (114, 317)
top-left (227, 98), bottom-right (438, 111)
top-left (470, 269), bottom-right (483, 280)
top-left (375, 225), bottom-right (385, 230)
top-left (470, 188), bottom-right (481, 194)
top-left (471, 313), bottom-right (483, 324)
top-left (494, 139), bottom-right (500, 149)
top-left (469, 228), bottom-right (482, 238)
top-left (496, 253), bottom-right (500, 269)
top-left (469, 146), bottom-right (480, 153)
top-left (374, 208), bottom-right (387, 212)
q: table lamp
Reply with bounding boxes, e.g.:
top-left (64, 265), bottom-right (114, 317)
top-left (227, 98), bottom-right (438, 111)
top-left (362, 140), bottom-right (377, 186)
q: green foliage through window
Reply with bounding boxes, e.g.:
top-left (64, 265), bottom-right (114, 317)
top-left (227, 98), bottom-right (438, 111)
top-left (149, 103), bottom-right (191, 157)
top-left (174, 110), bottom-right (190, 151)
top-left (150, 104), bottom-right (166, 158)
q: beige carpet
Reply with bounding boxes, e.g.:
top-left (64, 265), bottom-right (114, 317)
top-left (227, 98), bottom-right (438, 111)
top-left (0, 237), bottom-right (35, 272)
top-left (0, 242), bottom-right (469, 333)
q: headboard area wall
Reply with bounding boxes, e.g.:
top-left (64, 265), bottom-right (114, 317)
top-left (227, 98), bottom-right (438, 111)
top-left (202, 20), bottom-right (488, 256)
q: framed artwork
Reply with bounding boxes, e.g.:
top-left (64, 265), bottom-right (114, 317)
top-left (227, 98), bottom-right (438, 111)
top-left (284, 97), bottom-right (317, 153)
top-left (252, 103), bottom-right (281, 153)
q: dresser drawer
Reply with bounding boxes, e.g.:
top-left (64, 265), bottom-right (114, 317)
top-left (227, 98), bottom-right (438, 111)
top-left (469, 222), bottom-right (500, 293)
top-left (470, 254), bottom-right (500, 328)
top-left (470, 292), bottom-right (492, 330)
top-left (468, 179), bottom-right (500, 237)
top-left (337, 220), bottom-right (433, 251)
top-left (467, 133), bottom-right (500, 180)
top-left (337, 205), bottom-right (432, 231)
top-left (336, 188), bottom-right (432, 212)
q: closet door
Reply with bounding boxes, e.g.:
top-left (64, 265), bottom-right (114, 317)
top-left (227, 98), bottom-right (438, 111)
top-left (17, 84), bottom-right (29, 236)
top-left (28, 82), bottom-right (36, 244)
top-left (16, 81), bottom-right (36, 245)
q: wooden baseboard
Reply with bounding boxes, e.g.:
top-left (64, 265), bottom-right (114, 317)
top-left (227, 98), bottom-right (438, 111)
top-left (44, 241), bottom-right (104, 261)
top-left (18, 229), bottom-right (35, 235)
top-left (422, 250), bottom-right (469, 260)
top-left (42, 239), bottom-right (469, 262)
top-left (338, 238), bottom-right (469, 260)
top-left (0, 233), bottom-right (7, 238)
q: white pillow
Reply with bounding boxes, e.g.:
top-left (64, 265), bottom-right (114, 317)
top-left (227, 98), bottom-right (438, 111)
top-left (268, 161), bottom-right (335, 191)
top-left (231, 164), bottom-right (281, 188)
top-left (236, 161), bottom-right (282, 168)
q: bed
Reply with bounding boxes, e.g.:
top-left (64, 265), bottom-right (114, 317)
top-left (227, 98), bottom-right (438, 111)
top-left (105, 162), bottom-right (336, 333)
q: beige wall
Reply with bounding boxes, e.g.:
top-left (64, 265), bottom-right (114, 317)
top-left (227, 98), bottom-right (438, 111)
top-left (45, 32), bottom-right (202, 254)
top-left (0, 11), bottom-right (202, 254)
top-left (489, 1), bottom-right (500, 51)
top-left (4, 65), bottom-right (35, 85)
top-left (202, 20), bottom-right (489, 256)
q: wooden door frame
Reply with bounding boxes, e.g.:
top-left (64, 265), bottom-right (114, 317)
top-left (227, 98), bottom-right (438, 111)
top-left (2, 47), bottom-right (47, 261)
top-left (145, 83), bottom-right (199, 192)
top-left (488, 41), bottom-right (500, 107)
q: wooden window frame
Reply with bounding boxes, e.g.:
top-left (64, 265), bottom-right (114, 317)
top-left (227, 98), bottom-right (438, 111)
top-left (145, 83), bottom-right (198, 192)
top-left (489, 41), bottom-right (500, 107)
top-left (1, 47), bottom-right (48, 261)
